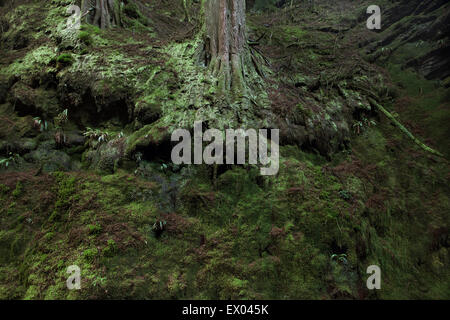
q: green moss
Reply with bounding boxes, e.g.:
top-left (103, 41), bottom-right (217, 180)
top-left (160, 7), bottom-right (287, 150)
top-left (87, 224), bottom-right (102, 235)
top-left (297, 103), bottom-right (313, 118)
top-left (125, 121), bottom-right (169, 157)
top-left (56, 53), bottom-right (74, 65)
top-left (386, 63), bottom-right (449, 157)
top-left (49, 172), bottom-right (76, 222)
top-left (1, 44), bottom-right (55, 81)
top-left (280, 25), bottom-right (307, 40)
top-left (80, 23), bottom-right (101, 35)
top-left (0, 184), bottom-right (9, 194)
top-left (44, 232), bottom-right (55, 241)
top-left (83, 248), bottom-right (98, 262)
top-left (12, 181), bottom-right (23, 198)
top-left (123, 2), bottom-right (152, 27)
top-left (23, 285), bottom-right (40, 300)
top-left (7, 202), bottom-right (16, 215)
top-left (253, 0), bottom-right (278, 11)
top-left (78, 31), bottom-right (93, 46)
top-left (102, 239), bottom-right (117, 257)
top-left (0, 0), bottom-right (448, 300)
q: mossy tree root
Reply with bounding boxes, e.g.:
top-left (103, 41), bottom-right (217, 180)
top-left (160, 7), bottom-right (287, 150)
top-left (368, 98), bottom-right (445, 158)
top-left (183, 0), bottom-right (191, 23)
top-left (81, 0), bottom-right (122, 29)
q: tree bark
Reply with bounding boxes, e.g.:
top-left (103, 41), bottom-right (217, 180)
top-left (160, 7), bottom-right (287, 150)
top-left (81, 0), bottom-right (122, 29)
top-left (203, 0), bottom-right (246, 99)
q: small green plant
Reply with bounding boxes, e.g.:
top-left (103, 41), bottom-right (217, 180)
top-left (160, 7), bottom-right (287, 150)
top-left (92, 276), bottom-right (107, 287)
top-left (338, 190), bottom-right (352, 201)
top-left (437, 38), bottom-right (446, 48)
top-left (134, 152), bottom-right (143, 163)
top-left (352, 116), bottom-right (376, 134)
top-left (54, 129), bottom-right (67, 146)
top-left (54, 109), bottom-right (68, 128)
top-left (103, 239), bottom-right (117, 257)
top-left (158, 162), bottom-right (180, 173)
top-left (152, 220), bottom-right (167, 238)
top-left (54, 109), bottom-right (69, 146)
top-left (84, 127), bottom-right (110, 145)
top-left (415, 40), bottom-right (425, 47)
top-left (331, 253), bottom-right (348, 264)
top-left (0, 152), bottom-right (19, 169)
top-left (7, 202), bottom-right (16, 215)
top-left (0, 184), bottom-right (10, 194)
top-left (297, 103), bottom-right (312, 118)
top-left (12, 181), bottom-right (23, 198)
top-left (33, 117), bottom-right (48, 132)
top-left (83, 248), bottom-right (98, 262)
top-left (44, 232), bottom-right (55, 240)
top-left (380, 47), bottom-right (392, 55)
top-left (88, 223), bottom-right (102, 235)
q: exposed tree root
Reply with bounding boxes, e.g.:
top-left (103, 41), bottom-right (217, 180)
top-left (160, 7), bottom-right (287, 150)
top-left (368, 98), bottom-right (445, 158)
top-left (81, 0), bottom-right (122, 29)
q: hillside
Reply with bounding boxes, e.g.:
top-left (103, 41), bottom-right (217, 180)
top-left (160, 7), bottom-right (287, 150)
top-left (0, 0), bottom-right (448, 299)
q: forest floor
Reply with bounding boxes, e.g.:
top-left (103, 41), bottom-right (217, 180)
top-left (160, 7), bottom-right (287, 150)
top-left (0, 0), bottom-right (448, 299)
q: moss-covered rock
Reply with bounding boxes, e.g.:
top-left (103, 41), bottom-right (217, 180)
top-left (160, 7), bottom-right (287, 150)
top-left (125, 121), bottom-right (170, 157)
top-left (84, 137), bottom-right (126, 174)
top-left (9, 82), bottom-right (60, 118)
top-left (134, 97), bottom-right (162, 125)
top-left (24, 141), bottom-right (75, 172)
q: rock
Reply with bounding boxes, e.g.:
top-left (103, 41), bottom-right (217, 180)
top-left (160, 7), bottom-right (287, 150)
top-left (2, 30), bottom-right (29, 50)
top-left (0, 137), bottom-right (36, 155)
top-left (9, 82), bottom-right (60, 118)
top-left (18, 138), bottom-right (37, 153)
top-left (405, 46), bottom-right (450, 80)
top-left (24, 144), bottom-right (74, 172)
top-left (54, 21), bottom-right (79, 51)
top-left (134, 100), bottom-right (162, 124)
top-left (91, 79), bottom-right (131, 118)
top-left (0, 140), bottom-right (11, 154)
top-left (65, 132), bottom-right (85, 146)
top-left (84, 138), bottom-right (126, 174)
top-left (0, 76), bottom-right (8, 104)
top-left (278, 120), bottom-right (308, 147)
top-left (125, 121), bottom-right (170, 158)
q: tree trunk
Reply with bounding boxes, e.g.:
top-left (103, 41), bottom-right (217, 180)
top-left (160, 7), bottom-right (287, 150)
top-left (81, 0), bottom-right (122, 29)
top-left (203, 0), bottom-right (247, 99)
